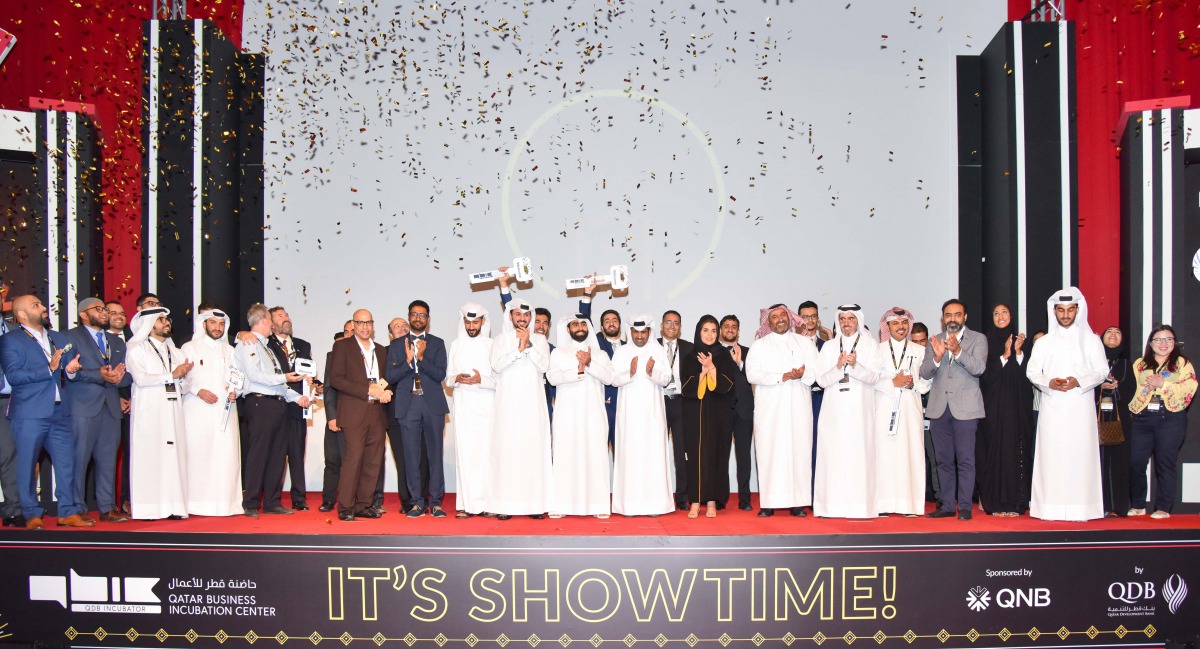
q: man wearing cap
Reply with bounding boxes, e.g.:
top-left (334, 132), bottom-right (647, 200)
top-left (180, 306), bottom-right (243, 516)
top-left (873, 307), bottom-right (930, 517)
top-left (66, 297), bottom-right (131, 523)
top-left (547, 314), bottom-right (615, 518)
top-left (747, 303), bottom-right (819, 517)
top-left (919, 299), bottom-right (987, 520)
top-left (813, 304), bottom-right (884, 518)
top-left (125, 306), bottom-right (193, 520)
top-left (488, 299), bottom-right (553, 519)
top-left (610, 315), bottom-right (674, 516)
top-left (445, 304), bottom-right (496, 518)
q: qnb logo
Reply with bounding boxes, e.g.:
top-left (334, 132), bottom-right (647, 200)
top-left (1163, 575), bottom-right (1188, 615)
top-left (966, 586), bottom-right (991, 611)
top-left (30, 569), bottom-right (161, 614)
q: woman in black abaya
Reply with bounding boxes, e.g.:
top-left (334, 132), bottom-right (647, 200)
top-left (680, 315), bottom-right (736, 518)
top-left (977, 304), bottom-right (1035, 516)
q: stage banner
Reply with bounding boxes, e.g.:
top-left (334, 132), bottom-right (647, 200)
top-left (1, 531), bottom-right (1196, 649)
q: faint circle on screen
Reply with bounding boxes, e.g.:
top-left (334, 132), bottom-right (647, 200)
top-left (501, 89), bottom-right (726, 300)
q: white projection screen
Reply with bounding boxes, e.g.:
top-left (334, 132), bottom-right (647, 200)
top-left (242, 0), bottom-right (1006, 492)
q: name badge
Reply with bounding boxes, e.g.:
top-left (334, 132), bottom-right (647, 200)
top-left (165, 382), bottom-right (179, 402)
top-left (1101, 397), bottom-right (1114, 411)
top-left (1147, 401), bottom-right (1161, 412)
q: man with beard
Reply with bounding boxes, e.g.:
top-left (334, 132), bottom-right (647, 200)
top-left (267, 307), bottom-right (314, 511)
top-left (747, 304), bottom-right (819, 517)
top-left (610, 315), bottom-right (674, 516)
top-left (180, 307), bottom-right (242, 516)
top-left (233, 304), bottom-right (310, 517)
top-left (547, 314), bottom-right (615, 518)
top-left (445, 304), bottom-right (496, 518)
top-left (813, 304), bottom-right (884, 518)
top-left (386, 300), bottom-right (449, 518)
top-left (719, 314), bottom-right (754, 511)
top-left (372, 316), bottom-right (420, 516)
top-left (1026, 288), bottom-right (1108, 521)
top-left (919, 299), bottom-right (987, 520)
top-left (126, 307), bottom-right (193, 520)
top-left (659, 309), bottom-right (693, 510)
top-left (581, 281), bottom-right (622, 451)
top-left (0, 295), bottom-right (87, 528)
top-left (873, 308), bottom-right (930, 517)
top-left (796, 301), bottom-right (827, 493)
top-left (488, 299), bottom-right (553, 519)
top-left (66, 297), bottom-right (131, 523)
top-left (106, 300), bottom-right (133, 514)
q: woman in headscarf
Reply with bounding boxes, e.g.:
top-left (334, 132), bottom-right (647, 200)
top-left (976, 304), bottom-right (1034, 517)
top-left (680, 315), bottom-right (736, 518)
top-left (1097, 326), bottom-right (1132, 517)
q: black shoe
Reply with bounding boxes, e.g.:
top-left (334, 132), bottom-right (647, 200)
top-left (243, 508), bottom-right (259, 518)
top-left (368, 506), bottom-right (386, 517)
top-left (789, 507), bottom-right (807, 517)
top-left (338, 512), bottom-right (356, 522)
top-left (958, 510), bottom-right (973, 521)
top-left (715, 500), bottom-right (726, 510)
top-left (738, 499), bottom-right (752, 511)
top-left (406, 505), bottom-right (425, 518)
top-left (166, 514), bottom-right (186, 520)
top-left (264, 506), bottom-right (294, 515)
top-left (758, 508), bottom-right (774, 517)
top-left (319, 502), bottom-right (335, 512)
top-left (927, 509), bottom-right (955, 518)
top-left (675, 498), bottom-right (688, 511)
top-left (497, 514), bottom-right (512, 520)
top-left (430, 507), bottom-right (447, 519)
top-left (3, 515), bottom-right (27, 527)
top-left (355, 509), bottom-right (381, 519)
top-left (530, 514), bottom-right (546, 519)
top-left (293, 503), bottom-right (309, 511)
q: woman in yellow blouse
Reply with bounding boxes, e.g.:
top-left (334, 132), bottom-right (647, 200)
top-left (1127, 325), bottom-right (1197, 519)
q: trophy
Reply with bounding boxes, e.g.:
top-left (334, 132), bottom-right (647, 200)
top-left (221, 368), bottom-right (246, 431)
top-left (468, 257), bottom-right (533, 285)
top-left (294, 357), bottom-right (317, 420)
top-left (564, 265), bottom-right (629, 292)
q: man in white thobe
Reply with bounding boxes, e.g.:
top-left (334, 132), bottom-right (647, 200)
top-left (610, 315), bottom-right (674, 516)
top-left (444, 303), bottom-right (495, 517)
top-left (813, 304), bottom-right (883, 518)
top-left (547, 314), bottom-right (615, 518)
top-left (872, 307), bottom-right (930, 516)
top-left (746, 303), bottom-right (819, 517)
top-left (179, 308), bottom-right (242, 517)
top-left (125, 307), bottom-right (193, 520)
top-left (488, 299), bottom-right (553, 519)
top-left (1026, 288), bottom-right (1107, 521)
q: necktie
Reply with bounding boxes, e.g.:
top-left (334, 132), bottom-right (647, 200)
top-left (95, 330), bottom-right (106, 355)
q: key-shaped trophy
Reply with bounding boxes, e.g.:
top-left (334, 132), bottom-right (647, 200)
top-left (221, 368), bottom-right (246, 432)
top-left (468, 257), bottom-right (533, 285)
top-left (564, 265), bottom-right (629, 293)
top-left (294, 357), bottom-right (318, 419)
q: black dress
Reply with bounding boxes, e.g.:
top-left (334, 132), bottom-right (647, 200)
top-left (680, 322), bottom-right (736, 506)
top-left (977, 319), bottom-right (1035, 515)
top-left (1098, 344), bottom-right (1132, 515)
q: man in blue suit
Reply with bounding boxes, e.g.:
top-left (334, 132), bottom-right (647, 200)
top-left (0, 295), bottom-right (90, 529)
top-left (386, 300), bottom-right (450, 518)
top-left (0, 310), bottom-right (24, 527)
top-left (66, 297), bottom-right (132, 523)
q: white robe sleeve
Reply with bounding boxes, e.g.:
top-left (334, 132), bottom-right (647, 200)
top-left (546, 348), bottom-right (584, 386)
top-left (1025, 338), bottom-right (1052, 393)
top-left (745, 340), bottom-right (781, 387)
top-left (528, 334), bottom-right (551, 373)
top-left (1072, 336), bottom-right (1110, 393)
top-left (490, 334), bottom-right (524, 372)
top-left (585, 348), bottom-right (615, 385)
top-left (648, 351), bottom-right (672, 387)
top-left (847, 343), bottom-right (882, 385)
top-left (127, 344), bottom-right (175, 388)
top-left (610, 350), bottom-right (635, 388)
top-left (815, 344), bottom-right (846, 389)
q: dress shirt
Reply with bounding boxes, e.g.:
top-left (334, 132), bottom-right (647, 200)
top-left (233, 332), bottom-right (301, 403)
top-left (663, 338), bottom-right (681, 394)
top-left (20, 324), bottom-right (75, 400)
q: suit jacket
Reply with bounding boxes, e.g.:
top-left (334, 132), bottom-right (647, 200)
top-left (919, 327), bottom-right (988, 420)
top-left (65, 325), bottom-right (131, 420)
top-left (268, 334), bottom-right (312, 420)
top-left (657, 337), bottom-right (694, 404)
top-left (725, 342), bottom-right (754, 419)
top-left (323, 350), bottom-right (339, 422)
top-left (0, 327), bottom-right (78, 419)
top-left (327, 336), bottom-right (388, 430)
top-left (385, 333), bottom-right (449, 419)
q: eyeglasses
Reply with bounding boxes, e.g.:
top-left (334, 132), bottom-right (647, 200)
top-left (800, 314), bottom-right (818, 320)
top-left (408, 312), bottom-right (428, 319)
top-left (141, 300), bottom-right (162, 308)
top-left (353, 320), bottom-right (374, 326)
top-left (1151, 337), bottom-right (1175, 344)
top-left (662, 320), bottom-right (681, 326)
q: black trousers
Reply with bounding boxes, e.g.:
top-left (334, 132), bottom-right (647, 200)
top-left (321, 424), bottom-right (345, 505)
top-left (284, 417), bottom-right (308, 506)
top-left (242, 396), bottom-right (289, 510)
top-left (374, 414), bottom-right (427, 509)
top-left (729, 411), bottom-right (753, 501)
top-left (665, 395), bottom-right (686, 504)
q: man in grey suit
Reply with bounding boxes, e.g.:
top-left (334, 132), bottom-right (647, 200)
top-left (919, 299), bottom-right (987, 520)
top-left (66, 298), bottom-right (133, 523)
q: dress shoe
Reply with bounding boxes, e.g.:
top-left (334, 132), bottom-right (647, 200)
top-left (121, 501), bottom-right (131, 515)
top-left (927, 509), bottom-right (955, 518)
top-left (57, 514), bottom-right (96, 528)
top-left (789, 507), bottom-right (807, 517)
top-left (243, 508), bottom-right (260, 518)
top-left (292, 503), bottom-right (310, 511)
top-left (355, 509), bottom-right (381, 519)
top-left (339, 512), bottom-right (356, 522)
top-left (264, 506), bottom-right (294, 515)
top-left (406, 505), bottom-right (425, 518)
top-left (430, 507), bottom-right (448, 519)
top-left (958, 510), bottom-right (973, 521)
top-left (529, 514), bottom-right (546, 519)
top-left (99, 510), bottom-right (129, 523)
top-left (368, 506), bottom-right (386, 517)
top-left (497, 514), bottom-right (512, 520)
top-left (166, 514), bottom-right (186, 520)
top-left (758, 508), bottom-right (774, 517)
top-left (3, 515), bottom-right (27, 527)
top-left (738, 499), bottom-right (752, 511)
top-left (26, 516), bottom-right (44, 530)
top-left (675, 499), bottom-right (688, 511)
top-left (319, 502), bottom-right (335, 512)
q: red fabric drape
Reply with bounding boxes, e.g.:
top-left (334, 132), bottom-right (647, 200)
top-left (0, 1), bottom-right (243, 307)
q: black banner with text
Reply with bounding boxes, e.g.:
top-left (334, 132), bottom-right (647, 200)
top-left (1, 531), bottom-right (1197, 648)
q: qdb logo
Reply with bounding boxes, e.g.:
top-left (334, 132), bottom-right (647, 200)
top-left (30, 569), bottom-right (161, 614)
top-left (966, 586), bottom-right (991, 611)
top-left (1163, 575), bottom-right (1188, 614)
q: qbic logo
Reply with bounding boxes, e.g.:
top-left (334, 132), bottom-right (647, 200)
top-left (29, 569), bottom-right (161, 614)
top-left (966, 586), bottom-right (991, 611)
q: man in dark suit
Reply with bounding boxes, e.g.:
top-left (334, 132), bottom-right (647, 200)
top-left (797, 301), bottom-right (827, 494)
top-left (104, 300), bottom-right (133, 513)
top-left (581, 281), bottom-right (621, 450)
top-left (0, 312), bottom-right (24, 527)
top-left (719, 314), bottom-right (754, 511)
top-left (659, 309), bottom-right (693, 510)
top-left (0, 294), bottom-right (91, 529)
top-left (919, 299), bottom-right (988, 521)
top-left (320, 322), bottom-right (354, 512)
top-left (266, 306), bottom-right (314, 510)
top-left (66, 298), bottom-right (132, 523)
top-left (386, 300), bottom-right (450, 518)
top-left (329, 309), bottom-right (392, 521)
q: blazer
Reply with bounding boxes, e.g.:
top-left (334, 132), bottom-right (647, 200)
top-left (725, 342), bottom-right (754, 419)
top-left (323, 350), bottom-right (339, 422)
top-left (385, 333), bottom-right (449, 419)
top-left (0, 327), bottom-right (79, 419)
top-left (268, 334), bottom-right (312, 420)
top-left (919, 326), bottom-right (988, 420)
top-left (64, 325), bottom-right (131, 420)
top-left (327, 336), bottom-right (388, 430)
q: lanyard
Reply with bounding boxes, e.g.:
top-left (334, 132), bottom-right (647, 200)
top-left (889, 338), bottom-right (908, 370)
top-left (360, 341), bottom-right (377, 377)
top-left (22, 327), bottom-right (56, 361)
top-left (839, 334), bottom-right (860, 375)
top-left (149, 340), bottom-right (174, 372)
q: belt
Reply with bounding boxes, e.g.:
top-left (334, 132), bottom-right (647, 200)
top-left (664, 394), bottom-right (679, 400)
top-left (248, 393), bottom-right (285, 401)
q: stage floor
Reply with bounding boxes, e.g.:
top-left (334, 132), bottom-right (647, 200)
top-left (6, 493), bottom-right (1197, 536)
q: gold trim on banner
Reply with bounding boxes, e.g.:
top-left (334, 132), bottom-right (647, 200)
top-left (62, 625), bottom-right (1159, 646)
